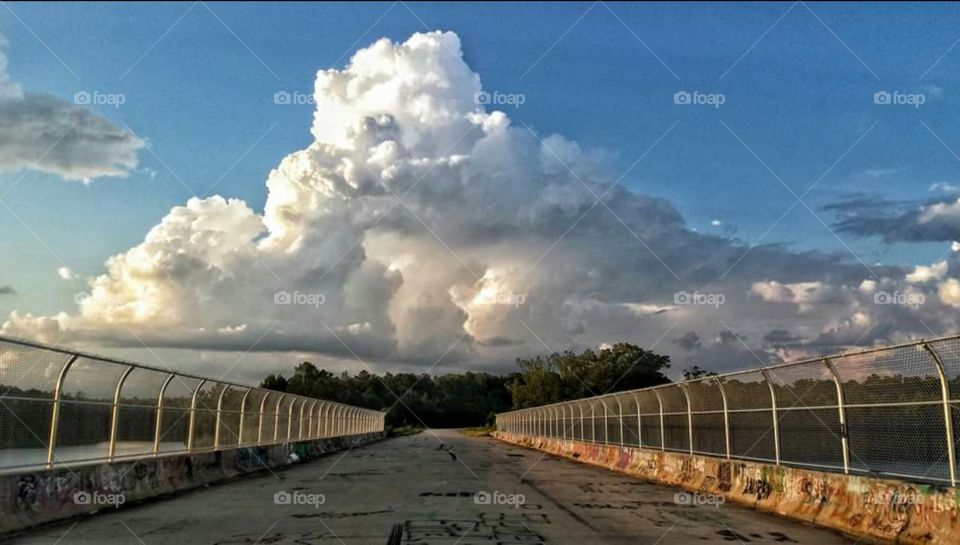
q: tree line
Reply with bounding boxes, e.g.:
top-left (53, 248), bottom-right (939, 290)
top-left (260, 342), bottom-right (673, 429)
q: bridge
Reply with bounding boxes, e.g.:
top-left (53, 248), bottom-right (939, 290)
top-left (1, 335), bottom-right (958, 544)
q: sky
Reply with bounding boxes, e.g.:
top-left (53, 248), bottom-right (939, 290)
top-left (2, 2), bottom-right (960, 385)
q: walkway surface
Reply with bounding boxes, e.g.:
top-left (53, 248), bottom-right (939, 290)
top-left (11, 430), bottom-right (856, 544)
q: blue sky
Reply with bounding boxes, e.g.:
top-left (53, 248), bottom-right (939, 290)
top-left (2, 2), bottom-right (960, 377)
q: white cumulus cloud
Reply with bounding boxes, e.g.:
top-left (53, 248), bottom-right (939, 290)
top-left (5, 31), bottom-right (956, 374)
top-left (0, 36), bottom-right (143, 182)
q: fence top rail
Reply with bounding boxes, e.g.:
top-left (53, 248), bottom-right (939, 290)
top-left (498, 332), bottom-right (960, 416)
top-left (0, 333), bottom-right (384, 415)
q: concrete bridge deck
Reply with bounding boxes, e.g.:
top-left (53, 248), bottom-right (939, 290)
top-left (10, 430), bottom-right (855, 545)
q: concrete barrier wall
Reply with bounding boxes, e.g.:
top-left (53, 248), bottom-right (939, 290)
top-left (0, 432), bottom-right (383, 536)
top-left (493, 432), bottom-right (960, 545)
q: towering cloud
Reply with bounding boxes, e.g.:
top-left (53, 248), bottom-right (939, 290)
top-left (4, 31), bottom-right (956, 372)
top-left (0, 36), bottom-right (143, 182)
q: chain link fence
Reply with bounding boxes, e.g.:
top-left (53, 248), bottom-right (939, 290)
top-left (0, 336), bottom-right (384, 473)
top-left (496, 335), bottom-right (960, 486)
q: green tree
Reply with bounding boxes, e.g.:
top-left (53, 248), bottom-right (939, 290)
top-left (511, 343), bottom-right (670, 408)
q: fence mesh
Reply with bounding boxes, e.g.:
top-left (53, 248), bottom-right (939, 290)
top-left (497, 335), bottom-right (960, 486)
top-left (0, 336), bottom-right (383, 472)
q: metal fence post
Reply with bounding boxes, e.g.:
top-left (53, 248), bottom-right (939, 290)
top-left (600, 401), bottom-right (610, 445)
top-left (760, 369), bottom-right (781, 465)
top-left (321, 402), bottom-right (330, 437)
top-left (680, 384), bottom-right (693, 454)
top-left (213, 385), bottom-right (229, 450)
top-left (633, 393), bottom-right (642, 448)
top-left (923, 342), bottom-right (957, 487)
top-left (238, 389), bottom-right (251, 446)
top-left (310, 401), bottom-right (319, 438)
top-left (298, 398), bottom-right (308, 439)
top-left (316, 402), bottom-right (325, 438)
top-left (319, 403), bottom-right (327, 437)
top-left (569, 404), bottom-right (576, 439)
top-left (153, 374), bottom-right (174, 455)
top-left (578, 403), bottom-right (584, 440)
top-left (561, 405), bottom-right (566, 438)
top-left (108, 366), bottom-right (134, 461)
top-left (286, 398), bottom-right (296, 441)
top-left (552, 405), bottom-right (563, 437)
top-left (553, 405), bottom-right (563, 437)
top-left (336, 404), bottom-right (341, 436)
top-left (186, 380), bottom-right (205, 453)
top-left (617, 398), bottom-right (624, 447)
top-left (332, 405), bottom-right (341, 436)
top-left (823, 358), bottom-right (850, 474)
top-left (654, 389), bottom-right (665, 451)
top-left (46, 355), bottom-right (77, 469)
top-left (591, 403), bottom-right (596, 442)
top-left (273, 394), bottom-right (285, 442)
top-left (257, 392), bottom-right (269, 445)
top-left (715, 379), bottom-right (731, 459)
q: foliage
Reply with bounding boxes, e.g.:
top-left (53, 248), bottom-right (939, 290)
top-left (260, 344), bottom-right (670, 427)
top-left (508, 343), bottom-right (671, 409)
top-left (460, 425), bottom-right (495, 437)
top-left (260, 361), bottom-right (517, 428)
top-left (682, 365), bottom-right (717, 380)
